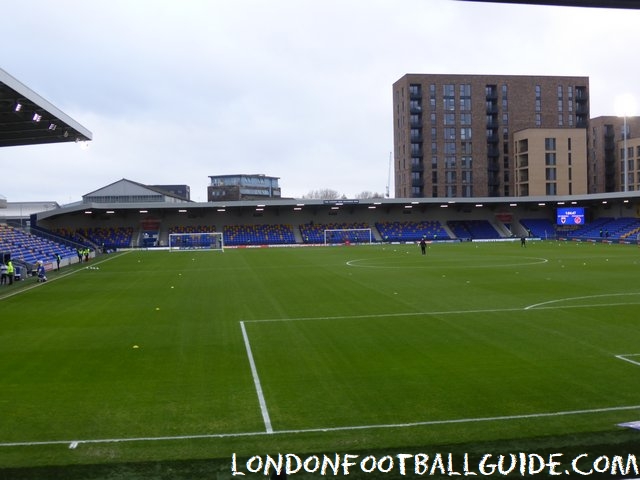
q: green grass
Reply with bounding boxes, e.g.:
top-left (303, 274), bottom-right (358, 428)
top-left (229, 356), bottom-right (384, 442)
top-left (2, 240), bottom-right (640, 478)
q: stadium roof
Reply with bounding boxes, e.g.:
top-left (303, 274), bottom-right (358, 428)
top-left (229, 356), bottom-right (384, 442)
top-left (0, 68), bottom-right (92, 147)
top-left (456, 0), bottom-right (640, 8)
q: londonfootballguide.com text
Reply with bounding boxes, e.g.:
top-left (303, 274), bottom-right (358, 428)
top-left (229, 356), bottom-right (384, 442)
top-left (231, 452), bottom-right (640, 476)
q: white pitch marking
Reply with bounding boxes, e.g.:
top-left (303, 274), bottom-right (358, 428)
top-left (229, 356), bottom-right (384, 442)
top-left (2, 404), bottom-right (639, 449)
top-left (69, 441), bottom-right (78, 449)
top-left (525, 292), bottom-right (640, 310)
top-left (0, 251), bottom-right (130, 302)
top-left (615, 354), bottom-right (640, 368)
top-left (346, 256), bottom-right (548, 269)
top-left (240, 321), bottom-right (273, 433)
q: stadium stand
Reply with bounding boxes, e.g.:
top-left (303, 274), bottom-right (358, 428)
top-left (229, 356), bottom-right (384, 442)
top-left (223, 224), bottom-right (296, 246)
top-left (520, 218), bottom-right (556, 239)
top-left (55, 227), bottom-right (133, 249)
top-left (565, 217), bottom-right (640, 240)
top-left (447, 219), bottom-right (500, 240)
top-left (375, 220), bottom-right (449, 242)
top-left (169, 225), bottom-right (217, 234)
top-left (299, 222), bottom-right (371, 244)
top-left (0, 224), bottom-right (77, 266)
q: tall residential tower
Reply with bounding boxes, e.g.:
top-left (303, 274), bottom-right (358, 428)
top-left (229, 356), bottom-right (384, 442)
top-left (392, 74), bottom-right (590, 198)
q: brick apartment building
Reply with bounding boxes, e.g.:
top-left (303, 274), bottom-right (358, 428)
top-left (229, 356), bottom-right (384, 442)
top-left (589, 116), bottom-right (640, 193)
top-left (392, 74), bottom-right (590, 198)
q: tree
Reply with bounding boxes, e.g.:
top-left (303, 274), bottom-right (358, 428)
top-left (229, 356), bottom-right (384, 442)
top-left (354, 191), bottom-right (385, 199)
top-left (301, 188), bottom-right (341, 200)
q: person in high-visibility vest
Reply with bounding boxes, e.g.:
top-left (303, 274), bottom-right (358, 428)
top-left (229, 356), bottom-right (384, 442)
top-left (6, 260), bottom-right (14, 285)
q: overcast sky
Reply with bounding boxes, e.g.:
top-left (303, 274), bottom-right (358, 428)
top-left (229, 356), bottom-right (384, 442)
top-left (2, 0), bottom-right (639, 204)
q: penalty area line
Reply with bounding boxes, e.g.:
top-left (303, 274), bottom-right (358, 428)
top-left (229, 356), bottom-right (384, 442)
top-left (240, 320), bottom-right (273, 434)
top-left (1, 404), bottom-right (639, 449)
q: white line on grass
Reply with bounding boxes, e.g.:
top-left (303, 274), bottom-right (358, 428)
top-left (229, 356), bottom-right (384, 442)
top-left (615, 354), bottom-right (640, 367)
top-left (346, 256), bottom-right (549, 269)
top-left (243, 294), bottom-right (640, 324)
top-left (240, 320), bottom-right (273, 433)
top-left (0, 251), bottom-right (130, 302)
top-left (525, 292), bottom-right (640, 310)
top-left (1, 403), bottom-right (639, 449)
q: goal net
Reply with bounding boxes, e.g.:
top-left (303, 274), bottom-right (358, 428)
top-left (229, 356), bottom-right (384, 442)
top-left (168, 232), bottom-right (224, 252)
top-left (323, 228), bottom-right (372, 245)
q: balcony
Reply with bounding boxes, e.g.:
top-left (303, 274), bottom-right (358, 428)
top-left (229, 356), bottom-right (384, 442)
top-left (487, 146), bottom-right (500, 157)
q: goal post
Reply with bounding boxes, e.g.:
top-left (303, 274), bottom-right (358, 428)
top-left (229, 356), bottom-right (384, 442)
top-left (323, 228), bottom-right (372, 245)
top-left (168, 232), bottom-right (224, 252)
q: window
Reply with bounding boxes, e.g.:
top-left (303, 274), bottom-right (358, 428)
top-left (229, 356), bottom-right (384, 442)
top-left (443, 84), bottom-right (455, 97)
top-left (445, 171), bottom-right (456, 183)
top-left (545, 153), bottom-right (557, 165)
top-left (445, 156), bottom-right (456, 168)
top-left (459, 98), bottom-right (471, 111)
top-left (460, 128), bottom-right (472, 140)
top-left (444, 113), bottom-right (455, 125)
top-left (460, 113), bottom-right (471, 125)
top-left (443, 98), bottom-right (455, 111)
top-left (459, 84), bottom-right (471, 97)
top-left (546, 183), bottom-right (557, 195)
top-left (546, 168), bottom-right (557, 181)
top-left (545, 138), bottom-right (556, 150)
top-left (444, 127), bottom-right (456, 140)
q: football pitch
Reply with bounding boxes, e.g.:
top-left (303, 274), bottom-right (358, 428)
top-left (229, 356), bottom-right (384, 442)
top-left (2, 240), bottom-right (640, 478)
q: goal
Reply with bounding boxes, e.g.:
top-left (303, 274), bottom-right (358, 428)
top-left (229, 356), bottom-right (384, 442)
top-left (168, 232), bottom-right (224, 252)
top-left (323, 228), bottom-right (372, 245)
